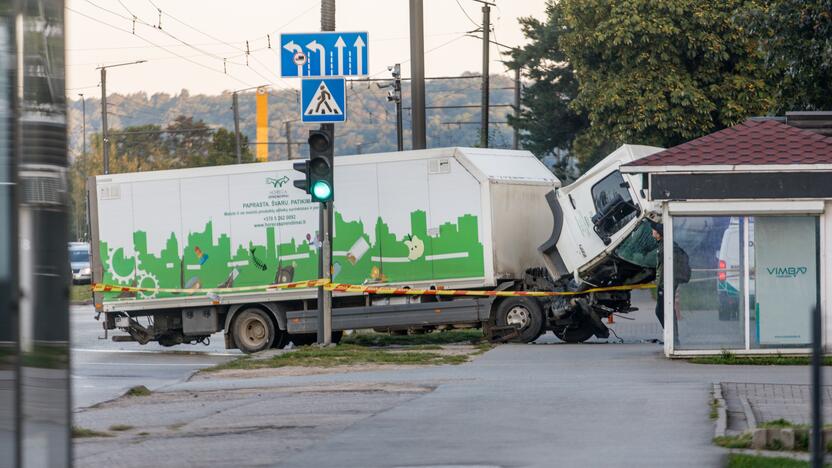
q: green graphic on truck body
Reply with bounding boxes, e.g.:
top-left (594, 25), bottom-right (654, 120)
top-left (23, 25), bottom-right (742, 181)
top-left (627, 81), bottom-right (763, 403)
top-left (99, 210), bottom-right (484, 301)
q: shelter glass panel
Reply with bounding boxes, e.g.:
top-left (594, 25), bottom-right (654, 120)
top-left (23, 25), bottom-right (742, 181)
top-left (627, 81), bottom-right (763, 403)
top-left (672, 216), bottom-right (745, 350)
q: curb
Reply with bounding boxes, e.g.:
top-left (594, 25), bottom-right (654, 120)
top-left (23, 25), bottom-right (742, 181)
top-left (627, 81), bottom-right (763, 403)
top-left (713, 382), bottom-right (728, 438)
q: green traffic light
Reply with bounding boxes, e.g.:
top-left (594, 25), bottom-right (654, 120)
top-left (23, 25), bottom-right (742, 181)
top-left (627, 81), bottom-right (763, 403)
top-left (311, 180), bottom-right (332, 201)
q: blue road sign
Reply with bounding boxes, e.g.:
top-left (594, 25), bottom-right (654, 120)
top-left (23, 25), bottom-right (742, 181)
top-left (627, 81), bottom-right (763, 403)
top-left (280, 32), bottom-right (368, 78)
top-left (300, 78), bottom-right (347, 123)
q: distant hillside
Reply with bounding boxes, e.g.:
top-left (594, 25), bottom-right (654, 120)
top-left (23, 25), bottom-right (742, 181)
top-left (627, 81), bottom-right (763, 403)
top-left (67, 73), bottom-right (519, 160)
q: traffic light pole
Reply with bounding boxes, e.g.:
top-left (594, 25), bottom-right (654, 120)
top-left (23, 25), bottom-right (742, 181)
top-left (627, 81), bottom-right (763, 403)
top-left (319, 0), bottom-right (335, 346)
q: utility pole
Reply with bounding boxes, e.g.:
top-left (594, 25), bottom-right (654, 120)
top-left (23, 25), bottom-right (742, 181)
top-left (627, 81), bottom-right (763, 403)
top-left (409, 0), bottom-right (426, 149)
top-left (96, 60), bottom-right (146, 175)
top-left (319, 0), bottom-right (335, 346)
top-left (385, 63), bottom-right (404, 151)
top-left (78, 93), bottom-right (87, 156)
top-left (100, 68), bottom-right (108, 174)
top-left (477, 0), bottom-right (494, 148)
top-left (513, 67), bottom-right (520, 150)
top-left (232, 92), bottom-right (241, 164)
top-left (285, 120), bottom-right (293, 159)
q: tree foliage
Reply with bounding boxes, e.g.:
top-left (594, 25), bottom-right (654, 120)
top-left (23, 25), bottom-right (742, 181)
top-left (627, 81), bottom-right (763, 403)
top-left (506, 2), bottom-right (587, 180)
top-left (561, 0), bottom-right (772, 170)
top-left (743, 0), bottom-right (832, 113)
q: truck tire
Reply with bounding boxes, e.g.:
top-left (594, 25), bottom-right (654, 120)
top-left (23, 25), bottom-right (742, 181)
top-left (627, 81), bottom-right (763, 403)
top-left (495, 297), bottom-right (543, 343)
top-left (290, 331), bottom-right (343, 347)
top-left (232, 308), bottom-right (275, 353)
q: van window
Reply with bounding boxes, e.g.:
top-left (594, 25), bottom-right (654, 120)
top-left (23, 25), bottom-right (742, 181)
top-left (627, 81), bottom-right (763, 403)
top-left (69, 249), bottom-right (90, 263)
top-left (590, 171), bottom-right (637, 235)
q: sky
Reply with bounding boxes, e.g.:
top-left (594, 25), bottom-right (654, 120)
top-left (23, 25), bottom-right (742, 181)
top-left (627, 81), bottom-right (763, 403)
top-left (66, 0), bottom-right (548, 97)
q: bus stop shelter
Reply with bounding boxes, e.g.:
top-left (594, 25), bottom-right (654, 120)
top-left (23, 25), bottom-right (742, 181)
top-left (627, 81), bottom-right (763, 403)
top-left (621, 114), bottom-right (832, 357)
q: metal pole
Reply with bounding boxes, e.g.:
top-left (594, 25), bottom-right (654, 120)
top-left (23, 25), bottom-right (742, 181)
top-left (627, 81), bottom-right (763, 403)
top-left (232, 92), bottom-right (241, 164)
top-left (285, 121), bottom-right (292, 159)
top-left (394, 64), bottom-right (404, 151)
top-left (318, 0), bottom-right (335, 346)
top-left (79, 93), bottom-right (87, 155)
top-left (513, 67), bottom-right (520, 150)
top-left (100, 67), bottom-right (109, 174)
top-left (409, 0), bottom-right (426, 149)
top-left (480, 2), bottom-right (490, 148)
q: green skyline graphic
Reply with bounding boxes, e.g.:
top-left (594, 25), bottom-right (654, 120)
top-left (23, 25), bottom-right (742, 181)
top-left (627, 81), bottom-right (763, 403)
top-left (99, 210), bottom-right (484, 301)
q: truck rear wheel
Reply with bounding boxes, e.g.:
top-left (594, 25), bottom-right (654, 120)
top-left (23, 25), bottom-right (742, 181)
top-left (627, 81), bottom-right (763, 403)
top-left (495, 297), bottom-right (543, 343)
top-left (233, 308), bottom-right (275, 353)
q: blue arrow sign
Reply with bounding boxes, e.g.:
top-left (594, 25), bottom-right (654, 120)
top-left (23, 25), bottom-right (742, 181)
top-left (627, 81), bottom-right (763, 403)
top-left (300, 78), bottom-right (347, 123)
top-left (280, 32), bottom-right (368, 78)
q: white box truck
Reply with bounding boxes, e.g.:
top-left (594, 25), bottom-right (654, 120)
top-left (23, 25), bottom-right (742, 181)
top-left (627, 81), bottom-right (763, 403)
top-left (89, 147), bottom-right (561, 351)
top-left (88, 145), bottom-right (665, 352)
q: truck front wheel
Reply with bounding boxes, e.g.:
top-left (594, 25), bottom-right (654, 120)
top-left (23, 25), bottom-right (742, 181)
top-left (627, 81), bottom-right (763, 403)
top-left (495, 297), bottom-right (543, 343)
top-left (233, 308), bottom-right (275, 353)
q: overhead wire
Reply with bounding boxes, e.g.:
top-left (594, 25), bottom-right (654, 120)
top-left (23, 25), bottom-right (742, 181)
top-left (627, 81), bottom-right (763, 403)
top-left (66, 6), bottom-right (255, 88)
top-left (454, 0), bottom-right (481, 29)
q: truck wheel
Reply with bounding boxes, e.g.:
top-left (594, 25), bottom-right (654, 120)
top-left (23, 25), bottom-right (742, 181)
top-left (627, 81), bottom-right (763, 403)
top-left (495, 297), bottom-right (543, 343)
top-left (554, 321), bottom-right (595, 343)
top-left (272, 328), bottom-right (290, 349)
top-left (232, 308), bottom-right (275, 353)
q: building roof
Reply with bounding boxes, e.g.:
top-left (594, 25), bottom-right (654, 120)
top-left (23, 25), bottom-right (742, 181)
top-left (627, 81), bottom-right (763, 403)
top-left (622, 119), bottom-right (832, 171)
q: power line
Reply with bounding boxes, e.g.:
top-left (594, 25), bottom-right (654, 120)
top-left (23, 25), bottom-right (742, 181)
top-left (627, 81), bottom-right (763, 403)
top-left (455, 0), bottom-right (481, 29)
top-left (66, 6), bottom-right (254, 88)
top-left (368, 34), bottom-right (469, 78)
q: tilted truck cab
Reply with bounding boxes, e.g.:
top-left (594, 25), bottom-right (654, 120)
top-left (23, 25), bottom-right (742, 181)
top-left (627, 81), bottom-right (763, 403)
top-left (529, 144), bottom-right (665, 342)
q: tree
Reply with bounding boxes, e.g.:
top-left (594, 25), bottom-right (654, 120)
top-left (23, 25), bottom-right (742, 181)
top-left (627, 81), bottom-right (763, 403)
top-left (506, 2), bottom-right (588, 180)
top-left (165, 115), bottom-right (213, 167)
top-left (560, 0), bottom-right (772, 170)
top-left (743, 0), bottom-right (832, 112)
top-left (202, 128), bottom-right (254, 166)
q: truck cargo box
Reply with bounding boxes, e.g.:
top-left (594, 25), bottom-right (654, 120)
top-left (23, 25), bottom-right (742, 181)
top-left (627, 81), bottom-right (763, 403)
top-left (89, 147), bottom-right (560, 312)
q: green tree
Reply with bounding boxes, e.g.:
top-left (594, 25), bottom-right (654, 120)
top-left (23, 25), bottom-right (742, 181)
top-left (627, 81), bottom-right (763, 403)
top-left (165, 115), bottom-right (212, 167)
top-left (743, 0), bottom-right (832, 112)
top-left (202, 127), bottom-right (254, 166)
top-left (506, 1), bottom-right (587, 179)
top-left (560, 0), bottom-right (772, 170)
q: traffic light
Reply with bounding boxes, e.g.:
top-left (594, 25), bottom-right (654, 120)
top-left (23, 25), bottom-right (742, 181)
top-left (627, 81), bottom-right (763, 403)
top-left (292, 160), bottom-right (310, 194)
top-left (307, 128), bottom-right (334, 203)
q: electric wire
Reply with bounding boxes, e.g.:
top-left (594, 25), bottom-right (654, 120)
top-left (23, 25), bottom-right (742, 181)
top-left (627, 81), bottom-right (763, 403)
top-left (455, 0), bottom-right (481, 29)
top-left (66, 6), bottom-right (255, 88)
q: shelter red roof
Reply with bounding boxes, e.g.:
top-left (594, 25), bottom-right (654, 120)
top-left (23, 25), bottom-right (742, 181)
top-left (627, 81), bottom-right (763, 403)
top-left (623, 119), bottom-right (832, 167)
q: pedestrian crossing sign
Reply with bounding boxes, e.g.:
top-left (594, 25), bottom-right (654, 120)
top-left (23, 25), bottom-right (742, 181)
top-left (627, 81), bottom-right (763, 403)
top-left (300, 78), bottom-right (347, 123)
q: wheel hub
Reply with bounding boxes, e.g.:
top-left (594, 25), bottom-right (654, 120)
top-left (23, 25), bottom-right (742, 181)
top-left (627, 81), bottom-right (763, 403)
top-left (242, 317), bottom-right (267, 347)
top-left (506, 306), bottom-right (531, 330)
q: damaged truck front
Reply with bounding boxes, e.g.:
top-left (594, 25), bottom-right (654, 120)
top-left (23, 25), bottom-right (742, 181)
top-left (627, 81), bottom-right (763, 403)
top-left (509, 144), bottom-right (665, 343)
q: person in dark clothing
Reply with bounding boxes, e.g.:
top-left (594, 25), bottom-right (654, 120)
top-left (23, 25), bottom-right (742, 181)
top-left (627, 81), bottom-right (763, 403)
top-left (650, 221), bottom-right (667, 328)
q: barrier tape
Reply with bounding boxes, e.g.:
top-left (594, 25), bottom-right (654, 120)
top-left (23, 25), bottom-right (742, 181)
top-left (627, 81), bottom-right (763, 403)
top-left (92, 279), bottom-right (655, 297)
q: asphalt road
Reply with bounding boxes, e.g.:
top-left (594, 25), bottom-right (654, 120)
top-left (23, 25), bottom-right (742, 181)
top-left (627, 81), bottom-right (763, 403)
top-left (71, 304), bottom-right (238, 409)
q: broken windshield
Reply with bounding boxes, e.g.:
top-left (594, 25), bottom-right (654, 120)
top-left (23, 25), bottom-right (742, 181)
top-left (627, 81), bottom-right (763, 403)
top-left (614, 219), bottom-right (659, 268)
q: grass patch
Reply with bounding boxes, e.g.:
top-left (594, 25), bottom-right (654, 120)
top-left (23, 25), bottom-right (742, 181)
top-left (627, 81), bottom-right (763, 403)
top-left (108, 424), bottom-right (134, 432)
top-left (690, 352), bottom-right (831, 366)
top-left (714, 433), bottom-right (753, 449)
top-left (710, 398), bottom-right (719, 420)
top-left (726, 454), bottom-right (832, 468)
top-left (206, 344), bottom-right (470, 372)
top-left (341, 329), bottom-right (484, 347)
top-left (125, 385), bottom-right (151, 397)
top-left (137, 431), bottom-right (149, 436)
top-left (72, 426), bottom-right (113, 438)
top-left (70, 285), bottom-right (92, 303)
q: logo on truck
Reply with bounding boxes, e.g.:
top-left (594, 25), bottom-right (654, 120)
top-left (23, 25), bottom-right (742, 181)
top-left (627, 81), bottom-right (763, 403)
top-left (267, 176), bottom-right (290, 188)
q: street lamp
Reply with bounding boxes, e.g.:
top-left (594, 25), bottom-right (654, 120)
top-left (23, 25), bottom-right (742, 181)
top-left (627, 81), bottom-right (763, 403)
top-left (78, 93), bottom-right (86, 156)
top-left (95, 60), bottom-right (147, 174)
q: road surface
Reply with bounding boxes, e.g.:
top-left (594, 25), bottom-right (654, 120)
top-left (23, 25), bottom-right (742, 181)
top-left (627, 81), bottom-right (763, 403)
top-left (71, 304), bottom-right (238, 409)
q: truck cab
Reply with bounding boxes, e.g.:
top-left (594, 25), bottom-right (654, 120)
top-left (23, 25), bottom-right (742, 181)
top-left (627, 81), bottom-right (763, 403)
top-left (527, 145), bottom-right (665, 342)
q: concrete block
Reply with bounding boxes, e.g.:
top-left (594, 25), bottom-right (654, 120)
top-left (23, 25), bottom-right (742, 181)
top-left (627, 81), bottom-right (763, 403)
top-left (768, 428), bottom-right (795, 450)
top-left (751, 428), bottom-right (768, 449)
